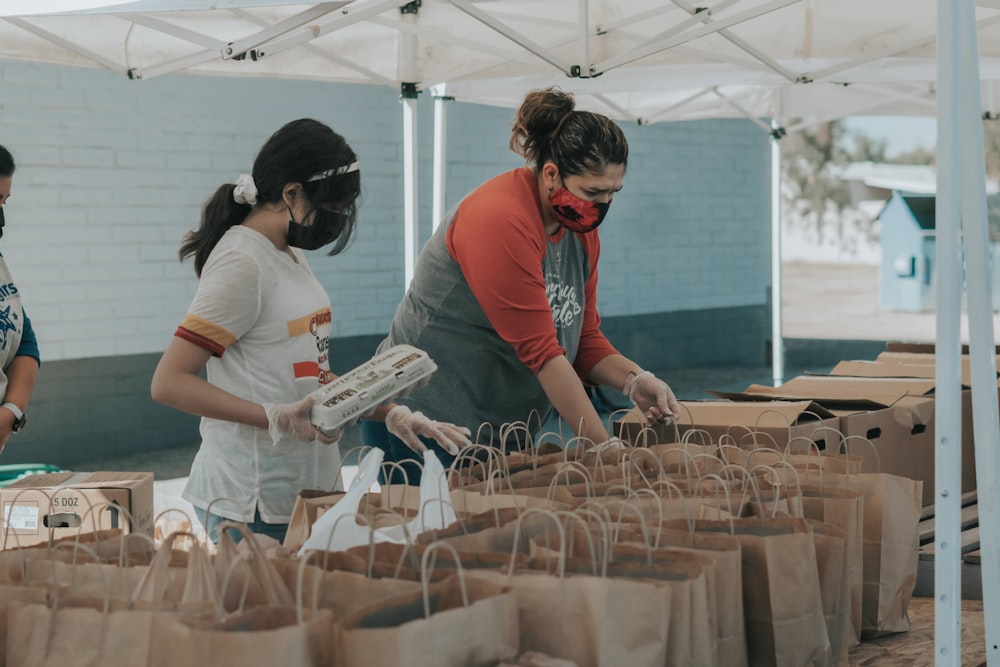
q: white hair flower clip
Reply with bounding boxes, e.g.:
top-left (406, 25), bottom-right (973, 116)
top-left (233, 173), bottom-right (258, 206)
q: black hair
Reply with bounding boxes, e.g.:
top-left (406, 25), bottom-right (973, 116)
top-left (509, 87), bottom-right (628, 176)
top-left (0, 145), bottom-right (15, 178)
top-left (180, 118), bottom-right (361, 276)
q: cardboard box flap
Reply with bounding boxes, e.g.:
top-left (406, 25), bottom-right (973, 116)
top-left (709, 374), bottom-right (937, 409)
top-left (876, 350), bottom-right (1000, 374)
top-left (887, 341), bottom-right (1000, 354)
top-left (675, 399), bottom-right (835, 426)
top-left (5, 471), bottom-right (153, 490)
top-left (831, 359), bottom-right (979, 387)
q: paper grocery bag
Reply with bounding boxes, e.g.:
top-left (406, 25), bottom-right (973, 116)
top-left (700, 516), bottom-right (831, 666)
top-left (270, 557), bottom-right (421, 623)
top-left (474, 567), bottom-right (669, 667)
top-left (550, 553), bottom-right (714, 667)
top-left (808, 520), bottom-right (851, 667)
top-left (0, 585), bottom-right (49, 667)
top-left (799, 470), bottom-right (921, 638)
top-left (148, 606), bottom-right (333, 667)
top-left (799, 484), bottom-right (864, 645)
top-left (635, 523), bottom-right (748, 667)
top-left (6, 601), bottom-right (184, 667)
top-left (337, 571), bottom-right (519, 667)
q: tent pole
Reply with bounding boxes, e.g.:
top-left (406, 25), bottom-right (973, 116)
top-left (432, 91), bottom-right (452, 232)
top-left (400, 2), bottom-right (420, 288)
top-left (402, 93), bottom-right (418, 287)
top-left (770, 120), bottom-right (784, 387)
top-left (934, 1), bottom-right (964, 663)
top-left (955, 0), bottom-right (1000, 662)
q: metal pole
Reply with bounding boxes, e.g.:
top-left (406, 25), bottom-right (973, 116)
top-left (399, 2), bottom-right (419, 288)
top-left (934, 0), bottom-right (963, 662)
top-left (770, 121), bottom-right (785, 387)
top-left (955, 0), bottom-right (1000, 662)
top-left (402, 94), bottom-right (419, 287)
top-left (432, 92), bottom-right (452, 232)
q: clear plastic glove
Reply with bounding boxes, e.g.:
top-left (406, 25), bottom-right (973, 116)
top-left (627, 371), bottom-right (681, 426)
top-left (586, 436), bottom-right (627, 454)
top-left (385, 405), bottom-right (472, 456)
top-left (263, 395), bottom-right (342, 446)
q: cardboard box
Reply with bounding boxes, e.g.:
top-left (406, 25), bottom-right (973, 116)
top-left (0, 471), bottom-right (154, 549)
top-left (832, 359), bottom-right (981, 388)
top-left (616, 399), bottom-right (841, 452)
top-left (711, 375), bottom-right (975, 506)
top-left (886, 341), bottom-right (1000, 355)
top-left (874, 351), bottom-right (1000, 383)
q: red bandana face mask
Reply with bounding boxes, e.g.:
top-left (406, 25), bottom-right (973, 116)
top-left (548, 186), bottom-right (609, 233)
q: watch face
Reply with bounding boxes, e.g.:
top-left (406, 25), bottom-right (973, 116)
top-left (12, 415), bottom-right (25, 432)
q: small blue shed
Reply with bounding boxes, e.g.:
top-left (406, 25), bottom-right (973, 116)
top-left (878, 191), bottom-right (1000, 312)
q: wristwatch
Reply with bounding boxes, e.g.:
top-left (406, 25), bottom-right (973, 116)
top-left (2, 402), bottom-right (26, 433)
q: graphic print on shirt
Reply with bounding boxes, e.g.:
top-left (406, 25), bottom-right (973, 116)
top-left (287, 307), bottom-right (333, 384)
top-left (0, 303), bottom-right (19, 351)
top-left (546, 276), bottom-right (582, 331)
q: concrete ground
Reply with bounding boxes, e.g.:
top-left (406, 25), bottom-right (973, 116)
top-left (80, 261), bottom-right (986, 482)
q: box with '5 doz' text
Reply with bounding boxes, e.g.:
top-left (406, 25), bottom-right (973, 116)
top-left (0, 471), bottom-right (154, 549)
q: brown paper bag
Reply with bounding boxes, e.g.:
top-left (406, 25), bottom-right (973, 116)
top-left (214, 523), bottom-right (294, 612)
top-left (700, 515), bottom-right (831, 666)
top-left (624, 523), bottom-right (747, 667)
top-left (270, 556), bottom-right (421, 623)
top-left (148, 606), bottom-right (333, 667)
top-left (0, 529), bottom-right (156, 583)
top-left (807, 520), bottom-right (851, 667)
top-left (799, 484), bottom-right (865, 645)
top-left (6, 601), bottom-right (193, 667)
top-left (473, 566), bottom-right (668, 667)
top-left (546, 551), bottom-right (714, 667)
top-left (0, 585), bottom-right (50, 667)
top-left (799, 469), bottom-right (921, 638)
top-left (336, 544), bottom-right (520, 667)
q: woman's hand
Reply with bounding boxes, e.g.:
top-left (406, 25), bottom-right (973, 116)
top-left (264, 395), bottom-right (341, 445)
top-left (626, 371), bottom-right (681, 425)
top-left (385, 405), bottom-right (472, 455)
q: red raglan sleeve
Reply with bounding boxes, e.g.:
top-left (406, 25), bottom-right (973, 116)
top-left (446, 172), bottom-right (566, 374)
top-left (572, 231), bottom-right (620, 382)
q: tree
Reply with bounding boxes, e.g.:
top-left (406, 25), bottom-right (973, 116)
top-left (780, 120), bottom-right (852, 241)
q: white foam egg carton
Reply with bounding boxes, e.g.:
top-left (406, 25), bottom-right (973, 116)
top-left (308, 344), bottom-right (437, 436)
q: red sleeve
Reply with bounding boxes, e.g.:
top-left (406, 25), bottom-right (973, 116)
top-left (446, 169), bottom-right (566, 374)
top-left (573, 232), bottom-right (619, 382)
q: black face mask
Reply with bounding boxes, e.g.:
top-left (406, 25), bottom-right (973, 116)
top-left (287, 207), bottom-right (346, 251)
top-left (0, 207), bottom-right (5, 240)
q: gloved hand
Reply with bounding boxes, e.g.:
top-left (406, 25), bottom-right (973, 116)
top-left (263, 395), bottom-right (342, 446)
top-left (624, 370), bottom-right (681, 426)
top-left (586, 436), bottom-right (627, 454)
top-left (385, 405), bottom-right (472, 456)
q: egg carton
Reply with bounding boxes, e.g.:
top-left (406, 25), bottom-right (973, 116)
top-left (308, 344), bottom-right (437, 436)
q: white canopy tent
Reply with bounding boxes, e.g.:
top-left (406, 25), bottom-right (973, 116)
top-left (1, 1), bottom-right (998, 661)
top-left (4, 0), bottom-right (999, 374)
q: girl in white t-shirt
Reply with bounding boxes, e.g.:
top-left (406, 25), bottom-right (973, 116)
top-left (151, 119), bottom-right (469, 543)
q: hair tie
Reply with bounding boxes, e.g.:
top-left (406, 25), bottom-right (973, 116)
top-left (233, 173), bottom-right (258, 206)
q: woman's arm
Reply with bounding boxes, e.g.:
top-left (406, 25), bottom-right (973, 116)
top-left (150, 336), bottom-right (268, 429)
top-left (0, 355), bottom-right (39, 447)
top-left (588, 353), bottom-right (681, 424)
top-left (537, 354), bottom-right (610, 445)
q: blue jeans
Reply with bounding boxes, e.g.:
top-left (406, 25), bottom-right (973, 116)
top-left (360, 419), bottom-right (458, 485)
top-left (194, 506), bottom-right (288, 545)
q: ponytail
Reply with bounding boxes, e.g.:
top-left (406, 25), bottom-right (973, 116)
top-left (179, 184), bottom-right (250, 277)
top-left (509, 87), bottom-right (628, 176)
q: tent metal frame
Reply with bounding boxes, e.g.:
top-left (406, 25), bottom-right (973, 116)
top-left (2, 2), bottom-right (1000, 661)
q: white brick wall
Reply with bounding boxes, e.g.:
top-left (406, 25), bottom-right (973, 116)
top-left (1, 59), bottom-right (770, 362)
